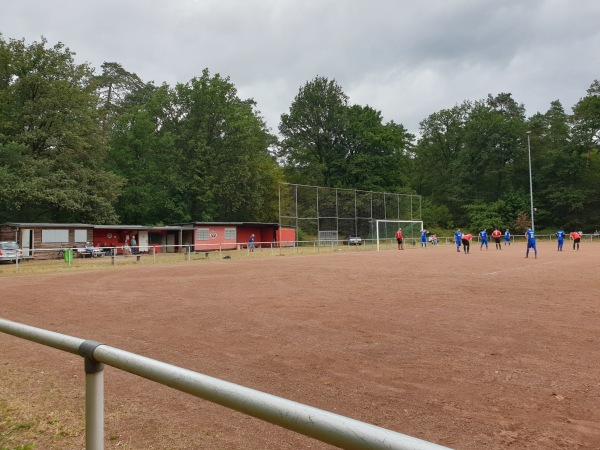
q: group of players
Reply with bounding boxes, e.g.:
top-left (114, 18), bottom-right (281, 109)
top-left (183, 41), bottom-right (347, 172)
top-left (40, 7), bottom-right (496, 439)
top-left (451, 227), bottom-right (582, 259)
top-left (394, 228), bottom-right (438, 251)
top-left (394, 226), bottom-right (583, 259)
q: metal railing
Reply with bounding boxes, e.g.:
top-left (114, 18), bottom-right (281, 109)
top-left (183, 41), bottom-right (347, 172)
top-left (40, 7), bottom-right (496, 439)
top-left (7, 234), bottom-right (599, 272)
top-left (0, 318), bottom-right (450, 450)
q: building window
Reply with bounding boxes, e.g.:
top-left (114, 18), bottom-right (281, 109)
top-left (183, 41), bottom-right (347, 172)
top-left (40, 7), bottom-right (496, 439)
top-left (196, 228), bottom-right (209, 241)
top-left (42, 229), bottom-right (69, 243)
top-left (224, 228), bottom-right (236, 240)
top-left (74, 230), bottom-right (87, 242)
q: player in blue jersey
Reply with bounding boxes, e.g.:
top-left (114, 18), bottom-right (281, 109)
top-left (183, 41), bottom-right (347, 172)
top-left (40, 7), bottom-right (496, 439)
top-left (556, 228), bottom-right (565, 251)
top-left (479, 229), bottom-right (488, 250)
top-left (504, 228), bottom-right (511, 246)
top-left (454, 228), bottom-right (463, 252)
top-left (525, 226), bottom-right (537, 258)
top-left (420, 229), bottom-right (428, 247)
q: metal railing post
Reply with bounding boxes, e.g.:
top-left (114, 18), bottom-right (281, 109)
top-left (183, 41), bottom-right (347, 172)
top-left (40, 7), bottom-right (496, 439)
top-left (79, 341), bottom-right (105, 450)
top-left (85, 367), bottom-right (104, 449)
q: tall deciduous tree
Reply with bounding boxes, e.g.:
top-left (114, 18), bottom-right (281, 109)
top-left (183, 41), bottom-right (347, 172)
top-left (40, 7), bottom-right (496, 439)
top-left (165, 69), bottom-right (282, 222)
top-left (0, 35), bottom-right (123, 223)
top-left (462, 93), bottom-right (527, 202)
top-left (109, 70), bottom-right (283, 224)
top-left (107, 84), bottom-right (190, 225)
top-left (279, 76), bottom-right (348, 187)
top-left (341, 105), bottom-right (413, 192)
top-left (279, 76), bottom-right (413, 192)
top-left (570, 80), bottom-right (600, 227)
top-left (412, 102), bottom-right (471, 216)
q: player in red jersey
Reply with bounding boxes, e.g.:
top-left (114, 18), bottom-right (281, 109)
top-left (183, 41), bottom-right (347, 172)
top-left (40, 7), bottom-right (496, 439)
top-left (570, 231), bottom-right (581, 251)
top-left (396, 228), bottom-right (404, 250)
top-left (461, 233), bottom-right (472, 254)
top-left (491, 228), bottom-right (502, 250)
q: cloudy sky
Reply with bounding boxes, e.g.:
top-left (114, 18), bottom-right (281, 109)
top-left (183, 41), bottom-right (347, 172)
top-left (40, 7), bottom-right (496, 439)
top-left (2, 0), bottom-right (599, 134)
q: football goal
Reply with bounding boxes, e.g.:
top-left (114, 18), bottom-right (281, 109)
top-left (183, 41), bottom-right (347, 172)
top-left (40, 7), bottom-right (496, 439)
top-left (375, 220), bottom-right (423, 251)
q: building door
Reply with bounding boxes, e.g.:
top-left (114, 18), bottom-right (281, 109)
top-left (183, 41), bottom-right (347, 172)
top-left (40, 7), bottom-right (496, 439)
top-left (138, 231), bottom-right (149, 253)
top-left (166, 234), bottom-right (175, 253)
top-left (21, 229), bottom-right (33, 257)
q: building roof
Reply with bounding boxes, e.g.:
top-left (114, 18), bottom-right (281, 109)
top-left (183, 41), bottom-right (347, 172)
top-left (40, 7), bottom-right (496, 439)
top-left (3, 222), bottom-right (95, 228)
top-left (2, 223), bottom-right (194, 231)
top-left (93, 224), bottom-right (194, 231)
top-left (172, 222), bottom-right (280, 228)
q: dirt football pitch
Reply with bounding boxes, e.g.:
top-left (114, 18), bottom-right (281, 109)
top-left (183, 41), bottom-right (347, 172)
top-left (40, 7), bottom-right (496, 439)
top-left (1, 240), bottom-right (600, 449)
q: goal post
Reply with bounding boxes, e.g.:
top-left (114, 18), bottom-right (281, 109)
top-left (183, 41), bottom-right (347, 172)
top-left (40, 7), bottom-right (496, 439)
top-left (375, 220), bottom-right (423, 251)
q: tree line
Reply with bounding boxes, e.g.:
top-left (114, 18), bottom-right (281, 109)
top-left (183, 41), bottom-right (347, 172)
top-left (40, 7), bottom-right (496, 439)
top-left (1, 35), bottom-right (598, 233)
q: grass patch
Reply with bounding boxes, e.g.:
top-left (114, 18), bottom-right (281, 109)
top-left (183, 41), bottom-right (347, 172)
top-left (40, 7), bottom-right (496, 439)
top-left (0, 242), bottom-right (383, 277)
top-left (0, 368), bottom-right (85, 450)
top-left (0, 401), bottom-right (37, 450)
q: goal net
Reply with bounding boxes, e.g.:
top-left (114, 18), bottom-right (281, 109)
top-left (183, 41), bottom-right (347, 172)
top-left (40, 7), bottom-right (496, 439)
top-left (375, 220), bottom-right (423, 251)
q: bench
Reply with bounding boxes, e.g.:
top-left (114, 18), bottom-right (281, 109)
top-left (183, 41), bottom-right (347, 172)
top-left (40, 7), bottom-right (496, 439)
top-left (77, 248), bottom-right (104, 258)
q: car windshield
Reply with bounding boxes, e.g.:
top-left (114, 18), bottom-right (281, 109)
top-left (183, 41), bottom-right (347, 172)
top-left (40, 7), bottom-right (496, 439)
top-left (1, 242), bottom-right (19, 250)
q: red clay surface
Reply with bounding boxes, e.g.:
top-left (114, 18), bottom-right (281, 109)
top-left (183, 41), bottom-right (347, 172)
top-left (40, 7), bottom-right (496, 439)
top-left (1, 240), bottom-right (600, 449)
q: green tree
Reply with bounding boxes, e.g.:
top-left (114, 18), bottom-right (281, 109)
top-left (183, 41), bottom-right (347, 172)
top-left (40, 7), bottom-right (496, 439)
top-left (279, 76), bottom-right (348, 187)
top-left (0, 35), bottom-right (123, 223)
top-left (462, 94), bottom-right (527, 201)
top-left (412, 102), bottom-right (471, 220)
top-left (527, 101), bottom-right (578, 227)
top-left (92, 61), bottom-right (146, 136)
top-left (573, 80), bottom-right (600, 153)
top-left (280, 76), bottom-right (414, 193)
top-left (166, 69), bottom-right (283, 222)
top-left (108, 70), bottom-right (283, 224)
top-left (464, 200), bottom-right (507, 231)
top-left (570, 80), bottom-right (600, 228)
top-left (341, 105), bottom-right (413, 192)
top-left (413, 94), bottom-right (531, 229)
top-left (107, 84), bottom-right (190, 225)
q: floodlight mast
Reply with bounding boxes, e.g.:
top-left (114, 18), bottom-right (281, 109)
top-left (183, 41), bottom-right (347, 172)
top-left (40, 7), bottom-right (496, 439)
top-left (527, 131), bottom-right (535, 231)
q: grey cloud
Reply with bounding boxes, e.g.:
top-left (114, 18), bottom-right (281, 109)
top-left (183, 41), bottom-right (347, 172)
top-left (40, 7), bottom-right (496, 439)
top-left (1, 0), bottom-right (599, 133)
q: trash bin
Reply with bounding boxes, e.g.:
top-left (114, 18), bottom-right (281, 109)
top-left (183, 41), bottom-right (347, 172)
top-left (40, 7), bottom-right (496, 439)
top-left (64, 248), bottom-right (73, 263)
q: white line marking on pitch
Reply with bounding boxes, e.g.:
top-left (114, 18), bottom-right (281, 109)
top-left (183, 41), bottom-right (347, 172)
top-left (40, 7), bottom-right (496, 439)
top-left (482, 261), bottom-right (556, 275)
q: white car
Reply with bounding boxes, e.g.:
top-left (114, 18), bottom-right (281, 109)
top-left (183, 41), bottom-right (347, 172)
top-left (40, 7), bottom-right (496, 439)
top-left (0, 241), bottom-right (22, 263)
top-left (346, 235), bottom-right (363, 245)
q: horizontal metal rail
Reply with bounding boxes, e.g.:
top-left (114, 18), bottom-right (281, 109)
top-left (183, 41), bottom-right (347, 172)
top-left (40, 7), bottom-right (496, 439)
top-left (0, 318), bottom-right (451, 450)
